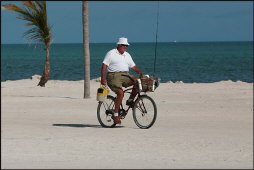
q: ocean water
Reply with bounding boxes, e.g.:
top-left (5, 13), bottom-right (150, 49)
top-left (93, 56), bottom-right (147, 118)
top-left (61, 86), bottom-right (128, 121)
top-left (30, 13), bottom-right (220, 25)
top-left (1, 42), bottom-right (253, 83)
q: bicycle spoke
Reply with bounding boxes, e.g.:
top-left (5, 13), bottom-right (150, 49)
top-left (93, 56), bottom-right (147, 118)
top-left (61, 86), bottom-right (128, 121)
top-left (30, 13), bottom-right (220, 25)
top-left (136, 102), bottom-right (144, 113)
top-left (102, 102), bottom-right (108, 110)
top-left (136, 100), bottom-right (147, 114)
top-left (140, 99), bottom-right (148, 113)
top-left (109, 100), bottom-right (115, 109)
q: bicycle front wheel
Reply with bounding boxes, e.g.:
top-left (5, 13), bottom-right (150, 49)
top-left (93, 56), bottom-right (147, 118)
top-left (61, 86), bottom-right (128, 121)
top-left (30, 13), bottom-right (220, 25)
top-left (132, 95), bottom-right (157, 129)
top-left (97, 95), bottom-right (116, 128)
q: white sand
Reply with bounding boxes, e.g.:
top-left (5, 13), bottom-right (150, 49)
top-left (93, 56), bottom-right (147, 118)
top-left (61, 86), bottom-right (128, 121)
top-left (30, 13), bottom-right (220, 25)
top-left (1, 78), bottom-right (253, 169)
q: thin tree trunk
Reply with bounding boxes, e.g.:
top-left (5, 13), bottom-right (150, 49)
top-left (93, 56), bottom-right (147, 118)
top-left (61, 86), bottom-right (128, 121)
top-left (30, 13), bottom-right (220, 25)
top-left (82, 1), bottom-right (90, 98)
top-left (38, 46), bottom-right (50, 87)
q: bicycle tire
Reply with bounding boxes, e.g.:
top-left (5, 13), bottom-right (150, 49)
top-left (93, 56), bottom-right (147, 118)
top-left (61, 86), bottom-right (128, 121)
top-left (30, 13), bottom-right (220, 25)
top-left (132, 95), bottom-right (157, 129)
top-left (97, 95), bottom-right (116, 128)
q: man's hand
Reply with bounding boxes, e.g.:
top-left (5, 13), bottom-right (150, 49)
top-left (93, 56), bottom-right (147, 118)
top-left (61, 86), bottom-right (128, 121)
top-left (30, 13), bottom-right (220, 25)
top-left (139, 72), bottom-right (145, 78)
top-left (101, 78), bottom-right (107, 85)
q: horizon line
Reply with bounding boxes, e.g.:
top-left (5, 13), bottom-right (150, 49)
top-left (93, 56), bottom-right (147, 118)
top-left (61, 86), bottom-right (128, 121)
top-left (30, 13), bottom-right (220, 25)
top-left (1, 40), bottom-right (253, 45)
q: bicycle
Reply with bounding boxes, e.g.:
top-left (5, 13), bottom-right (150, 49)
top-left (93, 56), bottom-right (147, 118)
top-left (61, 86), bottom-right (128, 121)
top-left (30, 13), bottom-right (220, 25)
top-left (97, 75), bottom-right (158, 129)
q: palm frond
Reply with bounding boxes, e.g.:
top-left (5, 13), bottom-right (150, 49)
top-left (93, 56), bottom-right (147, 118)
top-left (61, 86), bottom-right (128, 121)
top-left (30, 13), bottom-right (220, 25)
top-left (25, 22), bottom-right (35, 26)
top-left (4, 3), bottom-right (36, 24)
top-left (34, 1), bottom-right (45, 10)
top-left (22, 1), bottom-right (36, 10)
top-left (16, 13), bottom-right (34, 23)
top-left (4, 1), bottom-right (52, 46)
top-left (2, 4), bottom-right (25, 13)
top-left (23, 27), bottom-right (42, 38)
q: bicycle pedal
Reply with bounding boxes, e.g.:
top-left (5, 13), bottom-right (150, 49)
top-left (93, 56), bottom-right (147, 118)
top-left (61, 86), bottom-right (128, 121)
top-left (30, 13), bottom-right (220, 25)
top-left (119, 116), bottom-right (126, 119)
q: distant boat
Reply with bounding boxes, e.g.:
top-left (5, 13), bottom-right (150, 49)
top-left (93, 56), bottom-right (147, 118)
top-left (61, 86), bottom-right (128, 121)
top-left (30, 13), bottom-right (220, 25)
top-left (173, 40), bottom-right (177, 43)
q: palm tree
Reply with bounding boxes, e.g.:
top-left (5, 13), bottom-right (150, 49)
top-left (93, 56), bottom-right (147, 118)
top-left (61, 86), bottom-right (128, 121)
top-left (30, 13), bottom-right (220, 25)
top-left (82, 1), bottom-right (90, 98)
top-left (3, 1), bottom-right (52, 87)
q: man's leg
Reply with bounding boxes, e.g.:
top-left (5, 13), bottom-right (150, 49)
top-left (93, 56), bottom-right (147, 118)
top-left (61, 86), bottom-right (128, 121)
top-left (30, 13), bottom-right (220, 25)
top-left (114, 88), bottom-right (124, 114)
top-left (111, 88), bottom-right (124, 124)
top-left (124, 76), bottom-right (139, 106)
top-left (129, 86), bottom-right (138, 100)
top-left (128, 76), bottom-right (139, 100)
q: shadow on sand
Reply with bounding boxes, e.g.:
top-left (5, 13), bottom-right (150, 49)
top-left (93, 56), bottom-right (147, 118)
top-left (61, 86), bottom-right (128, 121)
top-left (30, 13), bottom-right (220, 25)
top-left (52, 123), bottom-right (124, 128)
top-left (9, 95), bottom-right (79, 100)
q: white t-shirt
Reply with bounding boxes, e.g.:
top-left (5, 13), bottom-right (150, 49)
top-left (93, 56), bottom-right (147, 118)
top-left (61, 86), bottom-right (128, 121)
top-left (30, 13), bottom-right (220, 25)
top-left (103, 49), bottom-right (136, 72)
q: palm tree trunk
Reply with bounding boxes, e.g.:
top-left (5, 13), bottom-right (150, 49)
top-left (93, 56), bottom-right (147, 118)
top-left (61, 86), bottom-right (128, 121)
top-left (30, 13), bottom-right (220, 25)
top-left (38, 45), bottom-right (50, 87)
top-left (82, 1), bottom-right (90, 98)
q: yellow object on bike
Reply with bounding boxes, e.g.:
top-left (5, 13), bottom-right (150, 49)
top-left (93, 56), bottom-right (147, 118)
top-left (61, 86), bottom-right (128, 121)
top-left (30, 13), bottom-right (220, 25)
top-left (96, 86), bottom-right (108, 101)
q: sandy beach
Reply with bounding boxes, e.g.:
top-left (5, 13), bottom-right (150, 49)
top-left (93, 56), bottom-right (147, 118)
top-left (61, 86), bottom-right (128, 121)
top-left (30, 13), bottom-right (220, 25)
top-left (1, 77), bottom-right (253, 169)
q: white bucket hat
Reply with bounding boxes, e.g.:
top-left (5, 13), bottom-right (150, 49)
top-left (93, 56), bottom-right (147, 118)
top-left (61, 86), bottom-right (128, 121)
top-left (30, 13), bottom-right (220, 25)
top-left (116, 37), bottom-right (130, 46)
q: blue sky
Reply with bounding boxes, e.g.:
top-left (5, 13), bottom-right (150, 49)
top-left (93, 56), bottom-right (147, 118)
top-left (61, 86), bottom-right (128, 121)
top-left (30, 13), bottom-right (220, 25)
top-left (1, 1), bottom-right (253, 44)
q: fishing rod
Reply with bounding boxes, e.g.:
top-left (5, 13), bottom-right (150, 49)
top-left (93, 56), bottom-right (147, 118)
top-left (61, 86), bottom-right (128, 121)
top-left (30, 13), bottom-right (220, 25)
top-left (153, 1), bottom-right (160, 77)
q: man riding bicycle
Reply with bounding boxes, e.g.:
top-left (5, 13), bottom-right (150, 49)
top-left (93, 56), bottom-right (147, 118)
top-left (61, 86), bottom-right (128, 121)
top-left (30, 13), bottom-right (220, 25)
top-left (100, 37), bottom-right (143, 124)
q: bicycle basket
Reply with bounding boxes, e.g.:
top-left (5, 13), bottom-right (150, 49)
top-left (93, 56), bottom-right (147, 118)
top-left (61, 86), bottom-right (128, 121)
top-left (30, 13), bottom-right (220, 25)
top-left (136, 77), bottom-right (154, 92)
top-left (137, 76), bottom-right (160, 92)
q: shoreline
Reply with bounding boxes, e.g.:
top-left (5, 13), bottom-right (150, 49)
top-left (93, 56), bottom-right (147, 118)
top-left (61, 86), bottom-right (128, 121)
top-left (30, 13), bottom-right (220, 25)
top-left (1, 74), bottom-right (253, 84)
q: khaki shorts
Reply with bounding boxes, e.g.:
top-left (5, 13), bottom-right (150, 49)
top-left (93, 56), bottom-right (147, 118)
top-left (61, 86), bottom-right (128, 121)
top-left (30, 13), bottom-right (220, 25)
top-left (106, 72), bottom-right (132, 93)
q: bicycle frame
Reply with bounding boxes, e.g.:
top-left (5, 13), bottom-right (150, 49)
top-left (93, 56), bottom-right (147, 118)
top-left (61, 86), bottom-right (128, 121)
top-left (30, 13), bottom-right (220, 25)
top-left (118, 87), bottom-right (149, 118)
top-left (120, 87), bottom-right (136, 113)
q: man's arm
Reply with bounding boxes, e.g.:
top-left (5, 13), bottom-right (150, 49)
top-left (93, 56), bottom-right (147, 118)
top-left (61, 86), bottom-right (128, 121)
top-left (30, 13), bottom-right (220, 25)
top-left (131, 66), bottom-right (143, 75)
top-left (101, 63), bottom-right (108, 85)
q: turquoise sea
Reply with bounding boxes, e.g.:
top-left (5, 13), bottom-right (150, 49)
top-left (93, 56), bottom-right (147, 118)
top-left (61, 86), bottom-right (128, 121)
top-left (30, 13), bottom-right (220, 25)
top-left (1, 41), bottom-right (253, 83)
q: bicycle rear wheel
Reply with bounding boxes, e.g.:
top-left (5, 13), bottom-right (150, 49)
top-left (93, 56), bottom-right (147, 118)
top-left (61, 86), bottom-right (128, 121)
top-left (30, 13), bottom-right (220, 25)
top-left (97, 95), bottom-right (116, 128)
top-left (132, 95), bottom-right (157, 129)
